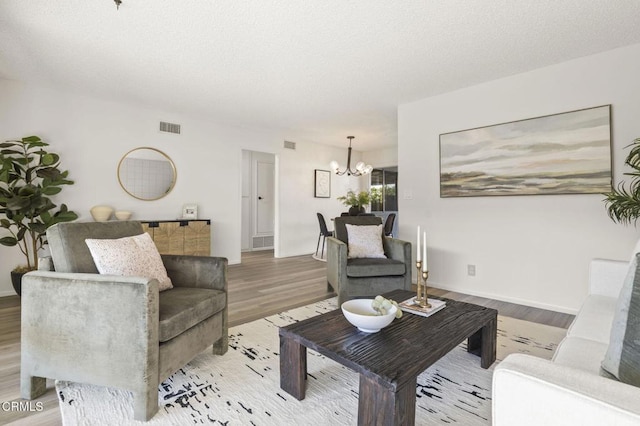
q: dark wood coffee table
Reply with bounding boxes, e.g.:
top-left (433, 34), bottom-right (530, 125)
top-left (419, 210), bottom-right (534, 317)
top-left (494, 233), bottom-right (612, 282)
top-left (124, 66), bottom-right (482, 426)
top-left (279, 289), bottom-right (497, 426)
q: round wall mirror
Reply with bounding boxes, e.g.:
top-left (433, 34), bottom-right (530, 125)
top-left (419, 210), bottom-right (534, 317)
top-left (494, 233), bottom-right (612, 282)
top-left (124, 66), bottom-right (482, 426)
top-left (117, 147), bottom-right (177, 201)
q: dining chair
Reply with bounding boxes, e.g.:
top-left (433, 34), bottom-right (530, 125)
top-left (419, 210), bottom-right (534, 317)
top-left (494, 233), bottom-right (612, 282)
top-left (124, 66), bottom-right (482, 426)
top-left (384, 213), bottom-right (396, 237)
top-left (316, 213), bottom-right (333, 258)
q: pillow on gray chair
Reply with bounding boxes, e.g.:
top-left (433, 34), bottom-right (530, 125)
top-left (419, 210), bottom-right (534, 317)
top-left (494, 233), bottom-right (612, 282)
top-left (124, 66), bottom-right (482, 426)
top-left (85, 233), bottom-right (173, 291)
top-left (345, 224), bottom-right (386, 259)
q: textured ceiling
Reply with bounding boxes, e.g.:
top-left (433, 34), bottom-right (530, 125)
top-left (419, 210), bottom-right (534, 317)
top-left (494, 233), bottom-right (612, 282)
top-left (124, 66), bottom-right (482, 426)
top-left (2, 1), bottom-right (640, 150)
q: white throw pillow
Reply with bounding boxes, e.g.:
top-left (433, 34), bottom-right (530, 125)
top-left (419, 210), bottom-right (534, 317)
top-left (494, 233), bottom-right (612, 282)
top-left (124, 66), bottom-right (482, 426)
top-left (345, 224), bottom-right (386, 259)
top-left (85, 232), bottom-right (173, 291)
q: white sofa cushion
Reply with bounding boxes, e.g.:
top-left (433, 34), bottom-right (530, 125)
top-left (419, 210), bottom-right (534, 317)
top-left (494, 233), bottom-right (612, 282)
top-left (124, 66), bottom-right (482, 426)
top-left (589, 259), bottom-right (628, 298)
top-left (566, 294), bottom-right (617, 344)
top-left (553, 336), bottom-right (609, 374)
top-left (493, 354), bottom-right (640, 426)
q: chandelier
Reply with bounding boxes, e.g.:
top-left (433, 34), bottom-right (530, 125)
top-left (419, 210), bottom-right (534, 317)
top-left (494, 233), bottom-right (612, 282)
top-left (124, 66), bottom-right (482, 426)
top-left (330, 136), bottom-right (373, 176)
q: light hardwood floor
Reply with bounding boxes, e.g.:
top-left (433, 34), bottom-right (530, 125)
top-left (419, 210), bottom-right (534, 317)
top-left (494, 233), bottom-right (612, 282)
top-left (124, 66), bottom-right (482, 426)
top-left (0, 250), bottom-right (574, 425)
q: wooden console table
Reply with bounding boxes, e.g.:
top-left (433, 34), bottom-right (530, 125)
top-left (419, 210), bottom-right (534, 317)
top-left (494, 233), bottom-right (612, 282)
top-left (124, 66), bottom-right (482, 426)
top-left (140, 219), bottom-right (211, 256)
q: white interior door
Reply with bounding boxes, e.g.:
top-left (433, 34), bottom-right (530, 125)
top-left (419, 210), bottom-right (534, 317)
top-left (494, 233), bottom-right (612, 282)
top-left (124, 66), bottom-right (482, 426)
top-left (237, 150), bottom-right (274, 251)
top-left (241, 150), bottom-right (251, 251)
top-left (255, 159), bottom-right (275, 235)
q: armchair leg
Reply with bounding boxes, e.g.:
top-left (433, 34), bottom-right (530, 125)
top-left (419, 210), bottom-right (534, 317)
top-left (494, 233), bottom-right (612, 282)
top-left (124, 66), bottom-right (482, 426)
top-left (212, 334), bottom-right (228, 355)
top-left (132, 386), bottom-right (159, 421)
top-left (20, 373), bottom-right (46, 400)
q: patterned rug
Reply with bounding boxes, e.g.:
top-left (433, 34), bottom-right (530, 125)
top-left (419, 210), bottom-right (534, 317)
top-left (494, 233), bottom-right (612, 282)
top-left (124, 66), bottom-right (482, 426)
top-left (56, 298), bottom-right (566, 425)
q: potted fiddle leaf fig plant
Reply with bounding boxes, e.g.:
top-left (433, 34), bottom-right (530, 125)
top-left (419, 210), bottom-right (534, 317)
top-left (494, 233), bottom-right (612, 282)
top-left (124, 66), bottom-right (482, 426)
top-left (604, 137), bottom-right (640, 225)
top-left (337, 190), bottom-right (373, 215)
top-left (0, 135), bottom-right (78, 295)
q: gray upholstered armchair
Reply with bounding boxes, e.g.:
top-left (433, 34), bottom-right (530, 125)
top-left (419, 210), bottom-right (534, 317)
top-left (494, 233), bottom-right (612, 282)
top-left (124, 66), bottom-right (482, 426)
top-left (20, 221), bottom-right (228, 421)
top-left (327, 216), bottom-right (412, 305)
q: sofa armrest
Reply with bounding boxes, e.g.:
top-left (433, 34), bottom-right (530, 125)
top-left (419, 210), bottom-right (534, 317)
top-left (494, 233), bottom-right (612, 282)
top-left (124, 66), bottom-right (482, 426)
top-left (589, 258), bottom-right (628, 298)
top-left (383, 238), bottom-right (411, 264)
top-left (161, 255), bottom-right (227, 292)
top-left (493, 354), bottom-right (640, 426)
top-left (21, 271), bottom-right (158, 390)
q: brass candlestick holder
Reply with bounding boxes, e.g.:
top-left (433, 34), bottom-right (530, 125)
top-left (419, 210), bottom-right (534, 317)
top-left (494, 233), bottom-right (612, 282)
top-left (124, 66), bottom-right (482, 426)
top-left (415, 261), bottom-right (431, 308)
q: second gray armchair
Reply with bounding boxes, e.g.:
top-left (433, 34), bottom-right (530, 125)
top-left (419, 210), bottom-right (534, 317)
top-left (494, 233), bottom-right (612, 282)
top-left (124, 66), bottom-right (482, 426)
top-left (327, 216), bottom-right (412, 305)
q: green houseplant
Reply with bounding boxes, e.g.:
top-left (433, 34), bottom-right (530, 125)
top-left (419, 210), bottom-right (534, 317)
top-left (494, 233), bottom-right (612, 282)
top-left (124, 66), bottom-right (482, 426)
top-left (604, 137), bottom-right (640, 224)
top-left (0, 136), bottom-right (78, 295)
top-left (337, 190), bottom-right (373, 215)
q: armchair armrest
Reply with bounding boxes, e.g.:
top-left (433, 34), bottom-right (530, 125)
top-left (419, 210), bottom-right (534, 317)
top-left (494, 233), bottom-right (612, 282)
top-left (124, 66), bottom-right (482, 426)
top-left (493, 354), bottom-right (640, 426)
top-left (161, 255), bottom-right (227, 291)
top-left (383, 238), bottom-right (412, 264)
top-left (589, 258), bottom-right (628, 298)
top-left (21, 271), bottom-right (159, 391)
top-left (327, 237), bottom-right (347, 292)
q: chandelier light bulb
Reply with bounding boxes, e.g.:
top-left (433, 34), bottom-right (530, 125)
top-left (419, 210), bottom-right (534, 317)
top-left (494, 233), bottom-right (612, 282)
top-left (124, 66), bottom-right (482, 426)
top-left (329, 136), bottom-right (373, 176)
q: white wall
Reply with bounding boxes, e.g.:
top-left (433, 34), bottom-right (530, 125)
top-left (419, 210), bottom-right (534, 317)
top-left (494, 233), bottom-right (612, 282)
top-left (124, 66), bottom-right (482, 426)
top-left (398, 43), bottom-right (640, 314)
top-left (0, 79), bottom-right (359, 296)
top-left (363, 146), bottom-right (398, 169)
top-left (277, 141), bottom-right (366, 257)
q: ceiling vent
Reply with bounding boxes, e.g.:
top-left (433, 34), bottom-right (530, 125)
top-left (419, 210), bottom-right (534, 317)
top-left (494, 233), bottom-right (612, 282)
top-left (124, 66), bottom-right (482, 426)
top-left (284, 140), bottom-right (296, 150)
top-left (159, 121), bottom-right (181, 134)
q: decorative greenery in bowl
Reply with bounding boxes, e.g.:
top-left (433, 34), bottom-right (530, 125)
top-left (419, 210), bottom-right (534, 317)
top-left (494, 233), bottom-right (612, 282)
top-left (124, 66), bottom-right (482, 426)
top-left (337, 190), bottom-right (374, 215)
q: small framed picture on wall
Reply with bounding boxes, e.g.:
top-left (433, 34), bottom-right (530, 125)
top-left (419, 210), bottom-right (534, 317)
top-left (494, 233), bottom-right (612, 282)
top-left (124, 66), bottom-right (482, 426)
top-left (314, 169), bottom-right (331, 198)
top-left (182, 204), bottom-right (198, 219)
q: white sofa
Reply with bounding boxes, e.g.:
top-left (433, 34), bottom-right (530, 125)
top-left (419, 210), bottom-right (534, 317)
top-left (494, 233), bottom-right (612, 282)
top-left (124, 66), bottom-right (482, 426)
top-left (492, 258), bottom-right (640, 425)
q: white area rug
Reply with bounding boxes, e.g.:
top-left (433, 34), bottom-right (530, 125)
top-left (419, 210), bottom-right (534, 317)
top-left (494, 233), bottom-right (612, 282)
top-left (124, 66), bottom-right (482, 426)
top-left (57, 298), bottom-right (566, 425)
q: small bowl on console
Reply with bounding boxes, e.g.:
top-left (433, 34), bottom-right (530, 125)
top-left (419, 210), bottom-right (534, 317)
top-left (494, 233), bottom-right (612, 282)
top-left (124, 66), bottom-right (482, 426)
top-left (115, 210), bottom-right (132, 221)
top-left (341, 299), bottom-right (397, 333)
top-left (90, 205), bottom-right (114, 222)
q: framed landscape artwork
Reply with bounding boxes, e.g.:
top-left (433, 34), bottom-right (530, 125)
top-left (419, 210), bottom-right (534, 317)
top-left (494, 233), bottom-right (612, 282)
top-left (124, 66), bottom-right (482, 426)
top-left (314, 169), bottom-right (331, 198)
top-left (439, 105), bottom-right (612, 197)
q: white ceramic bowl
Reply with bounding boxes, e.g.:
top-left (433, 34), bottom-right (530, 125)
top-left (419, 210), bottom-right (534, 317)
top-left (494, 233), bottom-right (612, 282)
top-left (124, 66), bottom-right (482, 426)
top-left (115, 210), bottom-right (132, 221)
top-left (341, 299), bottom-right (397, 333)
top-left (90, 205), bottom-right (113, 222)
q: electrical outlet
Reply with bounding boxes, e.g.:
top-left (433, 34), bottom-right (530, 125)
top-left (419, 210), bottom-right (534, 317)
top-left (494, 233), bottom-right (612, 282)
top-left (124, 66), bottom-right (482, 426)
top-left (467, 264), bottom-right (476, 276)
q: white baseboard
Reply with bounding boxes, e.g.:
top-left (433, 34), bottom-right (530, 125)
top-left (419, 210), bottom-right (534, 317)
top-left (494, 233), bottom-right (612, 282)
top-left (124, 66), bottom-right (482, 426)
top-left (427, 281), bottom-right (579, 316)
top-left (0, 289), bottom-right (16, 298)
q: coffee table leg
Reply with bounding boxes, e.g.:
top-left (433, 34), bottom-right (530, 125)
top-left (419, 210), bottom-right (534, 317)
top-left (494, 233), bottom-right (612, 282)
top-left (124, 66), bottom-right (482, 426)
top-left (480, 316), bottom-right (497, 368)
top-left (467, 316), bottom-right (497, 369)
top-left (279, 335), bottom-right (307, 400)
top-left (358, 374), bottom-right (416, 426)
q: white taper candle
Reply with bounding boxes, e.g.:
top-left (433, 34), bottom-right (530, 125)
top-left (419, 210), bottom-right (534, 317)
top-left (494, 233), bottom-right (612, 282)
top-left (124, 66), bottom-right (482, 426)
top-left (422, 232), bottom-right (427, 272)
top-left (416, 226), bottom-right (421, 262)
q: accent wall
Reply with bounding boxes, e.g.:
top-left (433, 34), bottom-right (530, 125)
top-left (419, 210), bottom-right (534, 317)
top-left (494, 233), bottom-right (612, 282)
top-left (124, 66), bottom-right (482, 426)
top-left (398, 43), bottom-right (640, 314)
